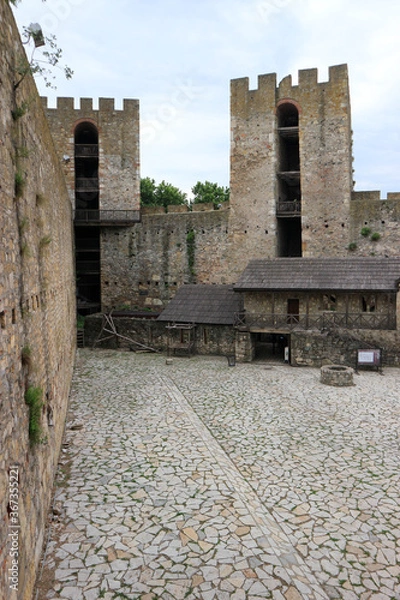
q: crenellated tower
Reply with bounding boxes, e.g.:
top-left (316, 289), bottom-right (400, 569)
top-left (228, 64), bottom-right (353, 278)
top-left (43, 97), bottom-right (141, 312)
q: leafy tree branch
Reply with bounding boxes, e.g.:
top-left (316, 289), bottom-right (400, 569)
top-left (10, 1), bottom-right (73, 89)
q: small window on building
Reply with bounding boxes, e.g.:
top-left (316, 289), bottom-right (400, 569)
top-left (203, 327), bottom-right (208, 345)
top-left (322, 294), bottom-right (336, 311)
top-left (180, 329), bottom-right (189, 344)
top-left (362, 295), bottom-right (376, 312)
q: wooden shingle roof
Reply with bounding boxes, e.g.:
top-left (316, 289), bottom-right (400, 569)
top-left (157, 284), bottom-right (241, 325)
top-left (234, 258), bottom-right (400, 292)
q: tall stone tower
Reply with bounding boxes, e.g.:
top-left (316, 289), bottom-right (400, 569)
top-left (43, 97), bottom-right (140, 312)
top-left (228, 64), bottom-right (353, 279)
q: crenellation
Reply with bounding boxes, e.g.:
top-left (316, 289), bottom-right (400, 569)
top-left (298, 67), bottom-right (318, 88)
top-left (99, 97), bottom-right (115, 111)
top-left (328, 63), bottom-right (349, 84)
top-left (387, 192), bottom-right (400, 201)
top-left (79, 97), bottom-right (93, 112)
top-left (352, 190), bottom-right (381, 202)
top-left (123, 98), bottom-right (140, 113)
top-left (56, 96), bottom-right (74, 111)
top-left (278, 74), bottom-right (292, 92)
top-left (230, 76), bottom-right (250, 116)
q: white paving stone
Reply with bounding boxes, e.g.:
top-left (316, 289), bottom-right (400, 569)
top-left (34, 351), bottom-right (400, 600)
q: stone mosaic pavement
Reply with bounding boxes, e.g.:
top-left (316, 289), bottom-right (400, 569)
top-left (35, 350), bottom-right (400, 600)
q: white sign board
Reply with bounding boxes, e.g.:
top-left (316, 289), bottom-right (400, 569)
top-left (357, 349), bottom-right (381, 367)
top-left (358, 351), bottom-right (375, 364)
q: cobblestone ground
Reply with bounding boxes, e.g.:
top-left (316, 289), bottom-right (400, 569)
top-left (35, 350), bottom-right (400, 600)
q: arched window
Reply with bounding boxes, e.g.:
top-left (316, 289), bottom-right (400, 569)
top-left (277, 102), bottom-right (299, 128)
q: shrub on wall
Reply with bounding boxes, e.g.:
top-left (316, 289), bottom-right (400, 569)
top-left (25, 386), bottom-right (44, 445)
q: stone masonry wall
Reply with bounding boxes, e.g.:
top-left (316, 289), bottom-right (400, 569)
top-left (84, 314), bottom-right (235, 356)
top-left (350, 191), bottom-right (400, 256)
top-left (100, 189), bottom-right (400, 311)
top-left (243, 291), bottom-right (394, 320)
top-left (43, 96), bottom-right (140, 211)
top-left (100, 205), bottom-right (230, 311)
top-left (291, 330), bottom-right (400, 368)
top-left (0, 2), bottom-right (76, 598)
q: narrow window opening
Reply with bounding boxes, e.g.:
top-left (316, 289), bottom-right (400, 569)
top-left (287, 299), bottom-right (300, 324)
top-left (362, 295), bottom-right (376, 312)
top-left (276, 102), bottom-right (301, 256)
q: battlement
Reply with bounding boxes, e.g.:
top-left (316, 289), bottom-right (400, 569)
top-left (352, 191), bottom-right (400, 202)
top-left (231, 64), bottom-right (349, 116)
top-left (41, 96), bottom-right (139, 113)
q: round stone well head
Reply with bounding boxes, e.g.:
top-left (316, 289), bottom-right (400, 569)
top-left (320, 364), bottom-right (354, 386)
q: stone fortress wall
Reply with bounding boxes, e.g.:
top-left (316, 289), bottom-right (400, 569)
top-left (0, 2), bottom-right (76, 598)
top-left (102, 204), bottom-right (230, 309)
top-left (44, 65), bottom-right (400, 313)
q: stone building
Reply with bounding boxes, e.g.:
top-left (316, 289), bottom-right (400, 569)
top-left (233, 257), bottom-right (400, 363)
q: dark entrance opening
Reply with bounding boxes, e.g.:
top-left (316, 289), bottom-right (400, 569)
top-left (276, 101), bottom-right (302, 257)
top-left (74, 122), bottom-right (101, 314)
top-left (75, 228), bottom-right (101, 313)
top-left (277, 218), bottom-right (302, 257)
top-left (287, 299), bottom-right (300, 324)
top-left (254, 333), bottom-right (289, 362)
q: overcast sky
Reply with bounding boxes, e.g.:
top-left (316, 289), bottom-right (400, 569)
top-left (12, 0), bottom-right (400, 198)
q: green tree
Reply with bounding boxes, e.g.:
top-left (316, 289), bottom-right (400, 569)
top-left (140, 177), bottom-right (157, 206)
top-left (140, 177), bottom-right (187, 208)
top-left (155, 180), bottom-right (187, 207)
top-left (191, 181), bottom-right (230, 209)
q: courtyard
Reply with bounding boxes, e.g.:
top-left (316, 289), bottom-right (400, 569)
top-left (35, 350), bottom-right (400, 600)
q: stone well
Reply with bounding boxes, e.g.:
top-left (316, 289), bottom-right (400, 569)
top-left (320, 365), bottom-right (354, 386)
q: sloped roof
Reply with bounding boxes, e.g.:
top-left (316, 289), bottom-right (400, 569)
top-left (234, 258), bottom-right (400, 292)
top-left (157, 285), bottom-right (241, 325)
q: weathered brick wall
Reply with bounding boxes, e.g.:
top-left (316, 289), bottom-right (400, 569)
top-left (0, 2), bottom-right (75, 598)
top-left (43, 96), bottom-right (140, 211)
